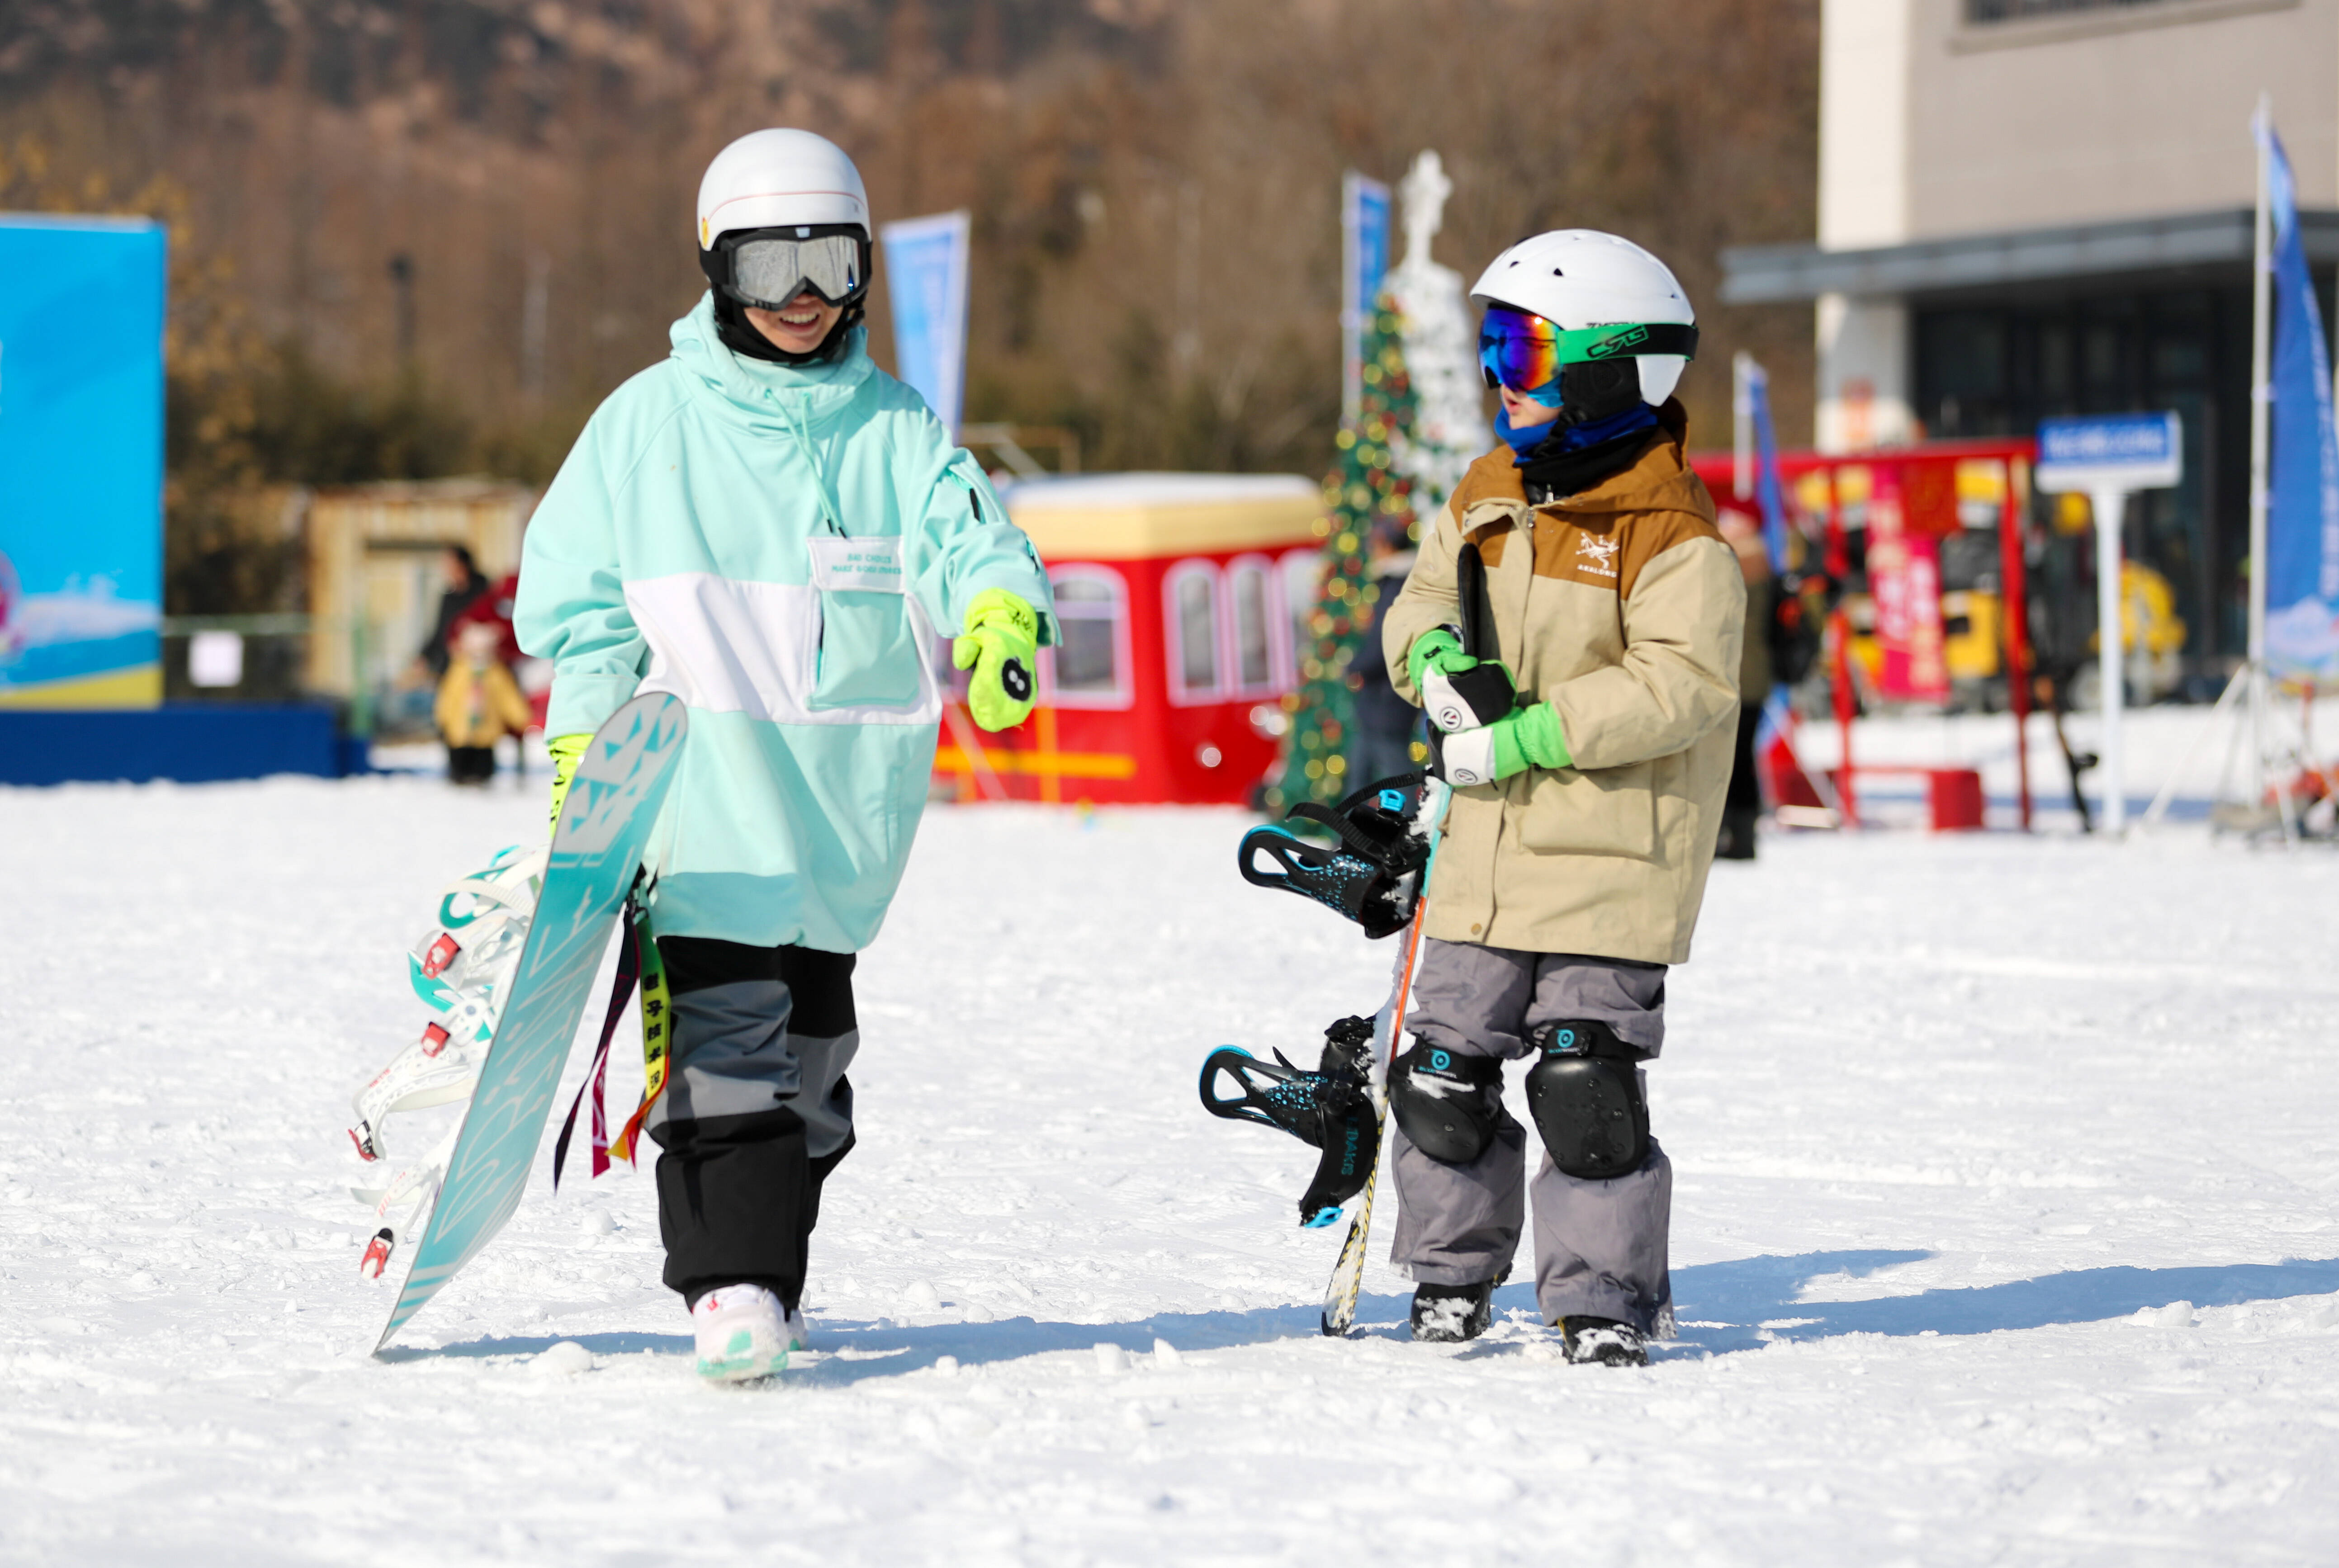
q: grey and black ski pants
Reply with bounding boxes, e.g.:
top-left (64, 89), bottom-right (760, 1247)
top-left (1388, 938), bottom-right (1673, 1333)
top-left (646, 936), bottom-right (858, 1314)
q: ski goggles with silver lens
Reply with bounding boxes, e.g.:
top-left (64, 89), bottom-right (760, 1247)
top-left (1477, 305), bottom-right (1701, 393)
top-left (716, 227), bottom-right (870, 310)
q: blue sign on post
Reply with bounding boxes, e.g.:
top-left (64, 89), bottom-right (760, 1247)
top-left (2033, 412), bottom-right (2183, 494)
top-left (0, 216), bottom-right (167, 708)
top-left (878, 210), bottom-right (971, 439)
top-left (2033, 410), bottom-right (2182, 836)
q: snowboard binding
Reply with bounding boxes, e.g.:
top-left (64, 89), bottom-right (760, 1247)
top-left (1199, 1015), bottom-right (1382, 1228)
top-left (1237, 775), bottom-right (1430, 939)
top-left (346, 843), bottom-right (547, 1277)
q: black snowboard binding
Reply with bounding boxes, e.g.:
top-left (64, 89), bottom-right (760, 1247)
top-left (1237, 775), bottom-right (1430, 939)
top-left (1199, 1015), bottom-right (1381, 1228)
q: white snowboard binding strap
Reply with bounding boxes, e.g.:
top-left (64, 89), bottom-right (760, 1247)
top-left (348, 844), bottom-right (547, 1280)
top-left (355, 1119), bottom-right (462, 1279)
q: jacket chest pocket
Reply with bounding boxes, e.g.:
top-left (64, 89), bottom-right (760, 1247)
top-left (807, 535), bottom-right (924, 711)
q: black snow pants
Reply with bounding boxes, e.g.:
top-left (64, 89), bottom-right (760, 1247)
top-left (647, 936), bottom-right (858, 1313)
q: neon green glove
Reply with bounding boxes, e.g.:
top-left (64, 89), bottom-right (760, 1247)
top-left (952, 587), bottom-right (1039, 732)
top-left (1406, 625), bottom-right (1518, 732)
top-left (1439, 702), bottom-right (1570, 787)
top-left (1405, 626), bottom-right (1470, 693)
top-left (546, 732), bottom-right (589, 830)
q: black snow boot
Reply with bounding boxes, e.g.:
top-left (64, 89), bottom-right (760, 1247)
top-left (1559, 1315), bottom-right (1649, 1367)
top-left (1411, 1280), bottom-right (1495, 1343)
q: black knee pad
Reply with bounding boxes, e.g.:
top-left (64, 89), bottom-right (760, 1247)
top-left (1389, 1040), bottom-right (1503, 1166)
top-left (1523, 1019), bottom-right (1649, 1180)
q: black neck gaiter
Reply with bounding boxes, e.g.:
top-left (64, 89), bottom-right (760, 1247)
top-left (1518, 425), bottom-right (1660, 505)
top-left (710, 289), bottom-right (862, 366)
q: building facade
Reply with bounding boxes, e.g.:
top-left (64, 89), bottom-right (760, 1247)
top-left (1724, 0), bottom-right (2339, 675)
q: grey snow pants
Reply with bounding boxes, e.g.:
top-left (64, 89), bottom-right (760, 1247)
top-left (1388, 937), bottom-right (1674, 1333)
top-left (646, 937), bottom-right (859, 1313)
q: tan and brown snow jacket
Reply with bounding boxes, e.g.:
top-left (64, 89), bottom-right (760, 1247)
top-left (1382, 401), bottom-right (1745, 964)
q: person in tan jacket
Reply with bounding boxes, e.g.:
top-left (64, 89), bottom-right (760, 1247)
top-left (1378, 231), bottom-right (1745, 1365)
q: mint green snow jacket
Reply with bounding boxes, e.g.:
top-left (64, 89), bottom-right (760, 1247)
top-left (515, 295), bottom-right (1053, 952)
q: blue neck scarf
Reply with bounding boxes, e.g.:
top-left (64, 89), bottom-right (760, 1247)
top-left (1497, 400), bottom-right (1660, 463)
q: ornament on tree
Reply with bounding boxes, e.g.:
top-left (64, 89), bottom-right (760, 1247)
top-left (1267, 292), bottom-right (1421, 812)
top-left (1384, 151), bottom-right (1492, 527)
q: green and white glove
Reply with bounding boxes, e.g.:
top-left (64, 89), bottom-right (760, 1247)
top-left (1407, 624), bottom-right (1517, 734)
top-left (1405, 626), bottom-right (1468, 694)
top-left (952, 587), bottom-right (1039, 732)
top-left (545, 732), bottom-right (588, 830)
top-left (1439, 702), bottom-right (1571, 788)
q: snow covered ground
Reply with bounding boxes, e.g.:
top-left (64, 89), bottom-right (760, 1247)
top-left (5, 759), bottom-right (2339, 1565)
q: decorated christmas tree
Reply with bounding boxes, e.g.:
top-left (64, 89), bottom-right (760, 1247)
top-left (1266, 292), bottom-right (1420, 812)
top-left (1385, 151), bottom-right (1492, 525)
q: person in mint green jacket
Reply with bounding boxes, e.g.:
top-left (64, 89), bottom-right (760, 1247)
top-left (514, 128), bottom-right (1052, 1384)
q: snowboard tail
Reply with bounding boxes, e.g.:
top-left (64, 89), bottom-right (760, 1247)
top-left (373, 693), bottom-right (686, 1352)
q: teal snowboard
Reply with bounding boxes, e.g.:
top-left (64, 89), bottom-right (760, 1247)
top-left (375, 693), bottom-right (686, 1352)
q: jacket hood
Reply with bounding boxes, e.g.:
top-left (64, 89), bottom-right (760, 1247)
top-left (669, 292), bottom-right (874, 427)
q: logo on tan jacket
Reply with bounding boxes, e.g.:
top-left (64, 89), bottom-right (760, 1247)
top-left (1573, 533), bottom-right (1620, 578)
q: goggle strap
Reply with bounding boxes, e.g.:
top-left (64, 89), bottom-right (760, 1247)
top-left (1561, 321), bottom-right (1698, 363)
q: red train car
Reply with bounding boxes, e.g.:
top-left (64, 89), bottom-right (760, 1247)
top-left (934, 472), bottom-right (1323, 806)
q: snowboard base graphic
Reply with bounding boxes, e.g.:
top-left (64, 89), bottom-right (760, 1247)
top-left (374, 693), bottom-right (686, 1352)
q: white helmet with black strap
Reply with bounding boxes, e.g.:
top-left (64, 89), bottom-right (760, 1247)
top-left (1470, 230), bottom-right (1697, 426)
top-left (696, 128), bottom-right (873, 365)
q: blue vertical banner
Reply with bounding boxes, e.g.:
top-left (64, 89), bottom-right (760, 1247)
top-left (879, 210), bottom-right (972, 439)
top-left (1341, 171), bottom-right (1391, 422)
top-left (0, 216), bottom-right (167, 708)
top-left (1742, 358), bottom-right (1792, 576)
top-left (2258, 122), bottom-right (2339, 678)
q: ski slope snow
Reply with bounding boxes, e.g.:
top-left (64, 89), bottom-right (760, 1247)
top-left (3, 768), bottom-right (2338, 1565)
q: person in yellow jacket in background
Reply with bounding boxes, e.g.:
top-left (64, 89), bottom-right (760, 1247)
top-left (1379, 231), bottom-right (1745, 1367)
top-left (434, 620), bottom-right (535, 785)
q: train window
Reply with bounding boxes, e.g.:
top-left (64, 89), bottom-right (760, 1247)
top-left (1045, 567), bottom-right (1132, 709)
top-left (1280, 550), bottom-right (1321, 682)
top-left (1227, 556), bottom-right (1278, 695)
top-left (1166, 561), bottom-right (1222, 702)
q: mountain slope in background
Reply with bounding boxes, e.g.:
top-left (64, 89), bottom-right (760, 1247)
top-left (1, 0), bottom-right (1817, 476)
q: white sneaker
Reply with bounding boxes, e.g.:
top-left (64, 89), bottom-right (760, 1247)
top-left (693, 1284), bottom-right (791, 1383)
top-left (783, 1307), bottom-right (810, 1352)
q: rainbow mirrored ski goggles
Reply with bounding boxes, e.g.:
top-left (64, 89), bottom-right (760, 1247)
top-left (1477, 305), bottom-right (1700, 396)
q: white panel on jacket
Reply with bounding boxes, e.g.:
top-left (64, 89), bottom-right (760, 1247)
top-left (625, 572), bottom-right (941, 727)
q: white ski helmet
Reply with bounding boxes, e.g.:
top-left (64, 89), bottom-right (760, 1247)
top-left (695, 129), bottom-right (873, 364)
top-left (1470, 230), bottom-right (1697, 408)
top-left (696, 128), bottom-right (869, 249)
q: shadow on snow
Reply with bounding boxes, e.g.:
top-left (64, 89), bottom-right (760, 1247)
top-left (381, 1250), bottom-right (2339, 1374)
top-left (1660, 1248), bottom-right (2339, 1355)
